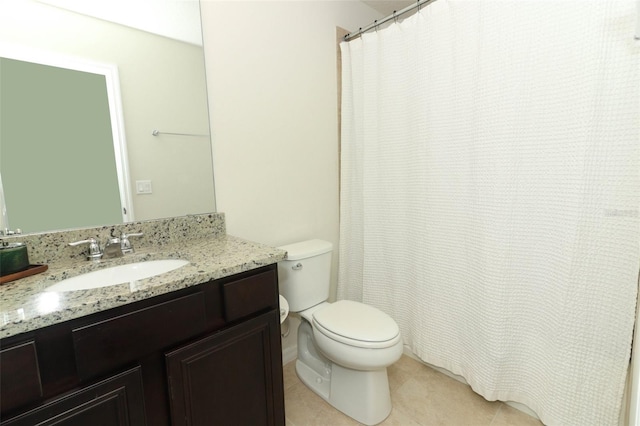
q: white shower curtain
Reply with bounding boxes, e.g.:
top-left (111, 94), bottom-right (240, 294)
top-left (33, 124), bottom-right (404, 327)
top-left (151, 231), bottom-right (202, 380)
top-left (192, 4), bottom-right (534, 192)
top-left (338, 1), bottom-right (640, 425)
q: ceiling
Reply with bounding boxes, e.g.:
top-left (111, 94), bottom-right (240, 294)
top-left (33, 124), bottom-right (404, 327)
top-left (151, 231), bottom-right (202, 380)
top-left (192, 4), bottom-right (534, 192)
top-left (362, 0), bottom-right (416, 16)
top-left (36, 0), bottom-right (203, 45)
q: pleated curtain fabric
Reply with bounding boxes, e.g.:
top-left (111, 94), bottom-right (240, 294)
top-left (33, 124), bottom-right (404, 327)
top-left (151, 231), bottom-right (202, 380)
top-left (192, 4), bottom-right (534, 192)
top-left (338, 1), bottom-right (640, 425)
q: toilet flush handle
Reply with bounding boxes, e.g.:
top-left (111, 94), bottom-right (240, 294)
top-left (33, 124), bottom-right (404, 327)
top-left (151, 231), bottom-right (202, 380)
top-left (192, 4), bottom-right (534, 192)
top-left (292, 262), bottom-right (303, 270)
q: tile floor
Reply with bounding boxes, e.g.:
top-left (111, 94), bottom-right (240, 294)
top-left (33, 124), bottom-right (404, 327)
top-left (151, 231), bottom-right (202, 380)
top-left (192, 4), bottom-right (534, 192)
top-left (283, 355), bottom-right (544, 426)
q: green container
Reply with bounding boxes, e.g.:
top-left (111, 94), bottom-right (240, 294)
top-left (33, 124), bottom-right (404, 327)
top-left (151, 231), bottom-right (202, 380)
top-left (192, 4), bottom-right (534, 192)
top-left (0, 242), bottom-right (30, 277)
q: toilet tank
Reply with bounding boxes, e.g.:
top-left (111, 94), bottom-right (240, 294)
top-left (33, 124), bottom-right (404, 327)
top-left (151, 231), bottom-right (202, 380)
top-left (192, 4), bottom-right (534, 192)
top-left (278, 239), bottom-right (333, 312)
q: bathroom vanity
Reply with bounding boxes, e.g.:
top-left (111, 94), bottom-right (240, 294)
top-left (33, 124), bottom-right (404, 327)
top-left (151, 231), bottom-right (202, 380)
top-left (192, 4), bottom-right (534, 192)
top-left (0, 214), bottom-right (287, 425)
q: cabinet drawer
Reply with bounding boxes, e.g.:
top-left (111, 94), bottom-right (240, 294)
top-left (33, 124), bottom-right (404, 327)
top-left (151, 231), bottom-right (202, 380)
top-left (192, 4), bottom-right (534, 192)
top-left (223, 270), bottom-right (278, 322)
top-left (1, 366), bottom-right (146, 426)
top-left (0, 341), bottom-right (42, 413)
top-left (73, 292), bottom-right (206, 380)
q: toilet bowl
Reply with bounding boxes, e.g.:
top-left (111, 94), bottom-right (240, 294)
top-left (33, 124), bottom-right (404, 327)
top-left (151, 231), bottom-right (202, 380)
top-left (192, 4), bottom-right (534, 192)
top-left (278, 240), bottom-right (402, 425)
top-left (307, 300), bottom-right (403, 370)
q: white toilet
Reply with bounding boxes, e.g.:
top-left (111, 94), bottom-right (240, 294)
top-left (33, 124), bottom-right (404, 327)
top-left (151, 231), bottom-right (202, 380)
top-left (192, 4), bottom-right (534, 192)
top-left (278, 239), bottom-right (403, 425)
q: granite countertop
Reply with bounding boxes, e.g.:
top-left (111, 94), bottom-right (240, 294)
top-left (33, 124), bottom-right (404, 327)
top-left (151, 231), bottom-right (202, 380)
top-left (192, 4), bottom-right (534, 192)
top-left (0, 234), bottom-right (286, 339)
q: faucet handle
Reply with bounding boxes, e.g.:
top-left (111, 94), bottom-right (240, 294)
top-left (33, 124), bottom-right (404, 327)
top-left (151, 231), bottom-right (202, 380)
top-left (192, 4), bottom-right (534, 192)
top-left (1, 228), bottom-right (22, 236)
top-left (120, 232), bottom-right (143, 254)
top-left (69, 238), bottom-right (102, 260)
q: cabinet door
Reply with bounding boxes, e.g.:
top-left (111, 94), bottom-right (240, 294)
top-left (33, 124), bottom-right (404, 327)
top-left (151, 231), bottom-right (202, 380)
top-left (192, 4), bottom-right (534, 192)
top-left (1, 367), bottom-right (146, 426)
top-left (0, 341), bottom-right (42, 414)
top-left (166, 311), bottom-right (284, 426)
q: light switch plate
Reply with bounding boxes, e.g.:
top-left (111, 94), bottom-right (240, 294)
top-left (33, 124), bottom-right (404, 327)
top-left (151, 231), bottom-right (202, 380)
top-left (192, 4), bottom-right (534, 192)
top-left (136, 180), bottom-right (153, 194)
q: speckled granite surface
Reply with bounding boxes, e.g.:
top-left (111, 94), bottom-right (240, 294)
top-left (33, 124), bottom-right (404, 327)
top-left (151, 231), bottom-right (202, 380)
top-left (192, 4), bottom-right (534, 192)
top-left (1, 213), bottom-right (228, 265)
top-left (0, 214), bottom-right (286, 339)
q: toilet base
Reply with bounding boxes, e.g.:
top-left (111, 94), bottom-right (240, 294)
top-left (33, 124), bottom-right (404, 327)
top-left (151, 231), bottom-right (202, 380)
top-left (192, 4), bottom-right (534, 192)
top-left (296, 358), bottom-right (392, 425)
top-left (294, 315), bottom-right (395, 425)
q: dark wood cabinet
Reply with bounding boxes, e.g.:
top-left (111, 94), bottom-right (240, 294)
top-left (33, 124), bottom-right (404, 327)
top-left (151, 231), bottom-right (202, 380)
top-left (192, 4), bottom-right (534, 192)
top-left (0, 341), bottom-right (42, 414)
top-left (166, 311), bottom-right (284, 426)
top-left (0, 265), bottom-right (284, 426)
top-left (2, 367), bottom-right (146, 426)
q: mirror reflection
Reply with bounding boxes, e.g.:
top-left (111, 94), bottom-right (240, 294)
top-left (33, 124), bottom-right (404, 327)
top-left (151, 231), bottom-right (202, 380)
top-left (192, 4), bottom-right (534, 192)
top-left (0, 0), bottom-right (216, 234)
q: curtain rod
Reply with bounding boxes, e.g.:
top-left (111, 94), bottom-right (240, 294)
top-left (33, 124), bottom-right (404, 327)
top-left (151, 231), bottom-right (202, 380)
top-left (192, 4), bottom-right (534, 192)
top-left (343, 0), bottom-right (439, 42)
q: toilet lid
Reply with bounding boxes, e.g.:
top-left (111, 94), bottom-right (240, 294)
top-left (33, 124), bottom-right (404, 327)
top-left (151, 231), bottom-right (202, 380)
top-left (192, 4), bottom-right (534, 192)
top-left (312, 300), bottom-right (400, 346)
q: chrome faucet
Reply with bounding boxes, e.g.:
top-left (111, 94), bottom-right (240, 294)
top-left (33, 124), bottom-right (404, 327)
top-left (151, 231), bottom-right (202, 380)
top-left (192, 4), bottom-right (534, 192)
top-left (0, 228), bottom-right (22, 236)
top-left (69, 231), bottom-right (143, 260)
top-left (103, 234), bottom-right (124, 259)
top-left (120, 232), bottom-right (143, 254)
top-left (69, 238), bottom-right (103, 260)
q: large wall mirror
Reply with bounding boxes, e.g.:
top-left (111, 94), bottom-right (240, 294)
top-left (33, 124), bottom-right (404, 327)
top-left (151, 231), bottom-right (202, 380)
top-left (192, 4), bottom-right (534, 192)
top-left (0, 0), bottom-right (216, 234)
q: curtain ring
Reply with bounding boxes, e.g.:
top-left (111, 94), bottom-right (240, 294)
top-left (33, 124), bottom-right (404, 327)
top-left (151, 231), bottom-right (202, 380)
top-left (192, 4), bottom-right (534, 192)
top-left (374, 20), bottom-right (378, 32)
top-left (417, 0), bottom-right (421, 12)
top-left (393, 10), bottom-right (398, 24)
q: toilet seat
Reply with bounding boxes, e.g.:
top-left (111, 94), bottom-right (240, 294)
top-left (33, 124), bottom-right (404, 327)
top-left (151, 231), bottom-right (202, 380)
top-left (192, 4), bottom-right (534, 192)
top-left (312, 300), bottom-right (400, 349)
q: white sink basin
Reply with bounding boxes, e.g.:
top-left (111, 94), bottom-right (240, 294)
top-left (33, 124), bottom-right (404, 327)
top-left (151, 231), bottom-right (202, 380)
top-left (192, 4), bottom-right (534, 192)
top-left (46, 259), bottom-right (189, 292)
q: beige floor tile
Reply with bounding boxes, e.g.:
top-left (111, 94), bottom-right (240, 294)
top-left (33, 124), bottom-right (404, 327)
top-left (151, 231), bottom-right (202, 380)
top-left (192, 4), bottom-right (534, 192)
top-left (378, 405), bottom-right (423, 425)
top-left (391, 354), bottom-right (427, 375)
top-left (388, 355), bottom-right (429, 393)
top-left (490, 404), bottom-right (544, 426)
top-left (284, 355), bottom-right (541, 426)
top-left (284, 379), bottom-right (360, 426)
top-left (283, 359), bottom-right (300, 392)
top-left (392, 374), bottom-right (501, 426)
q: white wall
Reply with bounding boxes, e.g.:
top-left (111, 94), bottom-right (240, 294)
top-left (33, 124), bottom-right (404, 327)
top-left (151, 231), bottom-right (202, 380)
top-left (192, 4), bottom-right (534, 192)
top-left (201, 0), bottom-right (381, 289)
top-left (200, 0), bottom-right (382, 361)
